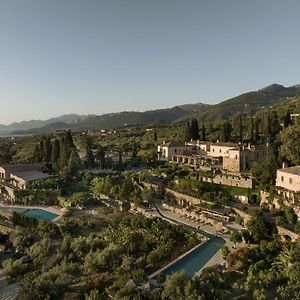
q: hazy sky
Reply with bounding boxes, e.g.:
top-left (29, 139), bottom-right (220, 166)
top-left (1, 0), bottom-right (300, 124)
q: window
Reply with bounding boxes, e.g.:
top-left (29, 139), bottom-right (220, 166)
top-left (281, 176), bottom-right (284, 182)
top-left (212, 149), bottom-right (215, 152)
top-left (289, 178), bottom-right (293, 184)
top-left (174, 148), bottom-right (177, 153)
top-left (235, 155), bottom-right (238, 159)
top-left (219, 149), bottom-right (221, 153)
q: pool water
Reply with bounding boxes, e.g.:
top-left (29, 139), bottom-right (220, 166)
top-left (22, 209), bottom-right (58, 221)
top-left (162, 236), bottom-right (225, 277)
top-left (0, 206), bottom-right (59, 221)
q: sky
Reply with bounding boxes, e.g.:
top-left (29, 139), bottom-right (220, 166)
top-left (0, 0), bottom-right (300, 124)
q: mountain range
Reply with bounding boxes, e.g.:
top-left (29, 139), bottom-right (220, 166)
top-left (1, 83), bottom-right (300, 136)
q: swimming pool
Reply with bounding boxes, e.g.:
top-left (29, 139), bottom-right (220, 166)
top-left (0, 206), bottom-right (59, 221)
top-left (162, 236), bottom-right (225, 277)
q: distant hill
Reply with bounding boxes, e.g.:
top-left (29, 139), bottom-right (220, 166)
top-left (177, 84), bottom-right (300, 122)
top-left (3, 82), bottom-right (300, 136)
top-left (177, 83), bottom-right (300, 122)
top-left (9, 103), bottom-right (209, 135)
top-left (0, 114), bottom-right (88, 136)
top-left (74, 104), bottom-right (210, 130)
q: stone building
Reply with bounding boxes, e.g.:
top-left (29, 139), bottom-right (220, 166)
top-left (223, 144), bottom-right (267, 173)
top-left (157, 141), bottom-right (188, 161)
top-left (276, 166), bottom-right (300, 203)
top-left (158, 140), bottom-right (267, 189)
top-left (0, 164), bottom-right (51, 201)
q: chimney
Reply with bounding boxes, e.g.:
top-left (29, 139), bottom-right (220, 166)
top-left (282, 162), bottom-right (286, 169)
top-left (163, 141), bottom-right (166, 145)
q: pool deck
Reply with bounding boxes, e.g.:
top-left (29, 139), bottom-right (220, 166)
top-left (153, 202), bottom-right (235, 274)
top-left (0, 202), bottom-right (62, 222)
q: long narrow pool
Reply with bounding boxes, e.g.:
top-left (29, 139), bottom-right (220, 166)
top-left (162, 236), bottom-right (225, 277)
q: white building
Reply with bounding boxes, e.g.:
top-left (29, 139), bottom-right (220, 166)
top-left (157, 141), bottom-right (187, 161)
top-left (276, 166), bottom-right (300, 203)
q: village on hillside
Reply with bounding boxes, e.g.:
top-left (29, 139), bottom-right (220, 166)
top-left (0, 105), bottom-right (300, 298)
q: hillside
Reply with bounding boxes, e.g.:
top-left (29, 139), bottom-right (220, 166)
top-left (177, 84), bottom-right (300, 123)
top-left (3, 82), bottom-right (300, 136)
top-left (9, 103), bottom-right (209, 135)
top-left (0, 114), bottom-right (87, 136)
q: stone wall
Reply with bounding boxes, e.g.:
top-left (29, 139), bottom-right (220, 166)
top-left (165, 188), bottom-right (202, 206)
top-left (213, 174), bottom-right (253, 189)
top-left (277, 226), bottom-right (299, 242)
top-left (233, 207), bottom-right (299, 241)
top-left (199, 174), bottom-right (253, 189)
top-left (199, 176), bottom-right (213, 184)
top-left (142, 182), bottom-right (159, 191)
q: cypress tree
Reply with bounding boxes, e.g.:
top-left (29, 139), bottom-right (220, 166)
top-left (185, 121), bottom-right (192, 142)
top-left (208, 122), bottom-right (213, 135)
top-left (249, 116), bottom-right (254, 143)
top-left (44, 137), bottom-right (52, 163)
top-left (39, 139), bottom-right (45, 162)
top-left (85, 137), bottom-right (95, 169)
top-left (95, 146), bottom-right (105, 169)
top-left (65, 131), bottom-right (75, 150)
top-left (270, 111), bottom-right (281, 141)
top-left (237, 115), bottom-right (243, 142)
top-left (118, 150), bottom-right (123, 165)
top-left (60, 131), bottom-right (76, 170)
top-left (51, 138), bottom-right (60, 166)
top-left (254, 118), bottom-right (260, 143)
top-left (59, 136), bottom-right (68, 170)
top-left (283, 110), bottom-right (292, 128)
top-left (263, 110), bottom-right (271, 142)
top-left (33, 144), bottom-right (41, 163)
top-left (192, 119), bottom-right (200, 140)
top-left (201, 124), bottom-right (206, 141)
top-left (233, 115), bottom-right (243, 142)
top-left (68, 149), bottom-right (82, 176)
top-left (221, 119), bottom-right (232, 142)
